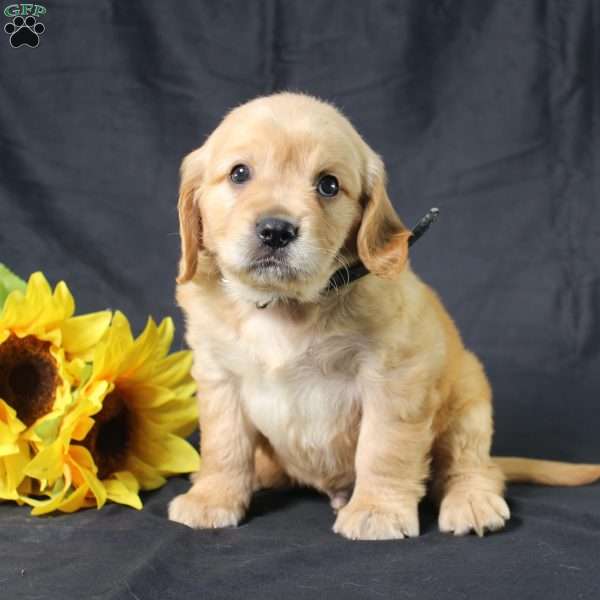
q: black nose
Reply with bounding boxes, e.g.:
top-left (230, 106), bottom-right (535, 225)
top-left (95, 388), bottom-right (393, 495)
top-left (256, 217), bottom-right (298, 249)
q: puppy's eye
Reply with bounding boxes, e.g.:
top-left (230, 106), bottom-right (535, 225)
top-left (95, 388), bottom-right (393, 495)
top-left (316, 174), bottom-right (339, 198)
top-left (230, 164), bottom-right (251, 184)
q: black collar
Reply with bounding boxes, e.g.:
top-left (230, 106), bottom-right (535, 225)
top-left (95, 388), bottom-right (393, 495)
top-left (255, 207), bottom-right (439, 308)
top-left (325, 207), bottom-right (440, 291)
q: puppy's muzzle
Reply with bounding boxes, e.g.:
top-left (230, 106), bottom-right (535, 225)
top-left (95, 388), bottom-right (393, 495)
top-left (256, 217), bottom-right (299, 249)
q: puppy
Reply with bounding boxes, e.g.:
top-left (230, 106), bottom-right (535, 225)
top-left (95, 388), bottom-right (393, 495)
top-left (169, 92), bottom-right (600, 540)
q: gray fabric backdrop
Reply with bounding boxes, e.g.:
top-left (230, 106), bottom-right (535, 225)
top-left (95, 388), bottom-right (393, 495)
top-left (1, 1), bottom-right (599, 598)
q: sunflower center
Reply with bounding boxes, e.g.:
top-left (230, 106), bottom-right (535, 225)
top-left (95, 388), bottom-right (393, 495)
top-left (83, 390), bottom-right (132, 480)
top-left (0, 334), bottom-right (59, 426)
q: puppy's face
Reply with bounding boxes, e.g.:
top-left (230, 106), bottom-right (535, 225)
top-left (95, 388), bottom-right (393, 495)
top-left (177, 94), bottom-right (411, 304)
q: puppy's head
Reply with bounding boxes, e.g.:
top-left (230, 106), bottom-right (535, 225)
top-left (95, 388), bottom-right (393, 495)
top-left (177, 93), bottom-right (411, 304)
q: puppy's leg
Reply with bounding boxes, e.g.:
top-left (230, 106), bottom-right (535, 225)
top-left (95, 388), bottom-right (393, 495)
top-left (169, 378), bottom-right (256, 529)
top-left (433, 351), bottom-right (509, 536)
top-left (333, 383), bottom-right (433, 540)
top-left (253, 435), bottom-right (291, 491)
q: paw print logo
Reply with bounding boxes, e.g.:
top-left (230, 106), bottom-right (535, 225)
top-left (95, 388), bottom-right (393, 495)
top-left (4, 15), bottom-right (45, 48)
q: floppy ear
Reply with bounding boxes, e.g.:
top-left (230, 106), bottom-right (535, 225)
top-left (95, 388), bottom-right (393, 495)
top-left (176, 148), bottom-right (205, 284)
top-left (356, 155), bottom-right (412, 278)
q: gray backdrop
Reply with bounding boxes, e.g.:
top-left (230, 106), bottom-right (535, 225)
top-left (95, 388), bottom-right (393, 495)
top-left (1, 1), bottom-right (599, 598)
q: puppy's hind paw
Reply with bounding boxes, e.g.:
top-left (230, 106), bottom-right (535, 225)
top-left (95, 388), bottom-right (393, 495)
top-left (438, 491), bottom-right (510, 536)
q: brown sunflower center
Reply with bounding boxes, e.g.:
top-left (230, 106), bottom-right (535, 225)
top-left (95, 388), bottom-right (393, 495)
top-left (0, 334), bottom-right (59, 426)
top-left (82, 390), bottom-right (132, 480)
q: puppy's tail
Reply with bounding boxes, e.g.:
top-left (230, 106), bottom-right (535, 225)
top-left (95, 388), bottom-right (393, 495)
top-left (494, 457), bottom-right (600, 486)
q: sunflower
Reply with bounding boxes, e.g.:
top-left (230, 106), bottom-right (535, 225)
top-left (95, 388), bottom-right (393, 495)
top-left (0, 400), bottom-right (28, 500)
top-left (0, 269), bottom-right (111, 503)
top-left (24, 311), bottom-right (199, 514)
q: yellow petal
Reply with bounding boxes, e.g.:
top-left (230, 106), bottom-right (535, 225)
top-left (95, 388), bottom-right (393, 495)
top-left (52, 280), bottom-right (75, 319)
top-left (135, 434), bottom-right (200, 476)
top-left (125, 455), bottom-right (167, 490)
top-left (79, 380), bottom-right (112, 412)
top-left (91, 311), bottom-right (133, 380)
top-left (0, 399), bottom-right (26, 454)
top-left (25, 441), bottom-right (64, 483)
top-left (139, 399), bottom-right (198, 437)
top-left (23, 273), bottom-right (70, 333)
top-left (104, 471), bottom-right (142, 509)
top-left (153, 317), bottom-right (175, 361)
top-left (0, 462), bottom-right (19, 500)
top-left (65, 357), bottom-right (88, 385)
top-left (0, 434), bottom-right (19, 456)
top-left (126, 383), bottom-right (176, 409)
top-left (71, 415), bottom-right (95, 441)
top-left (61, 311), bottom-right (112, 359)
top-left (119, 317), bottom-right (160, 376)
top-left (0, 440), bottom-right (31, 499)
top-left (172, 381), bottom-right (197, 401)
top-left (141, 350), bottom-right (193, 388)
top-left (0, 290), bottom-right (22, 328)
top-left (25, 273), bottom-right (53, 312)
top-left (26, 465), bottom-right (72, 515)
top-left (49, 394), bottom-right (100, 448)
top-left (0, 398), bottom-right (25, 429)
top-left (68, 446), bottom-right (106, 508)
top-left (54, 482), bottom-right (91, 513)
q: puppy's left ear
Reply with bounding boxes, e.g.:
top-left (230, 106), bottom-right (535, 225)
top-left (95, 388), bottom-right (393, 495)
top-left (356, 154), bottom-right (412, 278)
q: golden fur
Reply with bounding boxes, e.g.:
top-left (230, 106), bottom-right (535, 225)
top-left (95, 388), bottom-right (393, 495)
top-left (168, 93), bottom-right (600, 540)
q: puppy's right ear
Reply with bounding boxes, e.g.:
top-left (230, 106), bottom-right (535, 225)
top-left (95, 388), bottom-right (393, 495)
top-left (177, 148), bottom-right (205, 283)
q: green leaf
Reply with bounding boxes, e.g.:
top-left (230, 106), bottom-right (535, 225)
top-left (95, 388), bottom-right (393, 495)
top-left (78, 362), bottom-right (94, 387)
top-left (0, 263), bottom-right (27, 308)
top-left (32, 412), bottom-right (63, 444)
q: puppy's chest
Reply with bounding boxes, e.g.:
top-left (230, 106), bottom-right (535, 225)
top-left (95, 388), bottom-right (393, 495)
top-left (230, 313), bottom-right (366, 478)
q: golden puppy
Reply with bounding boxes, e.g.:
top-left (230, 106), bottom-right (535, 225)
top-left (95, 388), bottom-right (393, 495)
top-left (169, 92), bottom-right (600, 540)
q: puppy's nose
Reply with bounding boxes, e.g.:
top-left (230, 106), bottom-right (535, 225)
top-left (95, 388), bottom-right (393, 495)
top-left (256, 217), bottom-right (299, 248)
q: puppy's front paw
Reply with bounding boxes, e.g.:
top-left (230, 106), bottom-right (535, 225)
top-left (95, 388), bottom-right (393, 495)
top-left (438, 490), bottom-right (510, 536)
top-left (168, 491), bottom-right (245, 529)
top-left (333, 499), bottom-right (420, 540)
